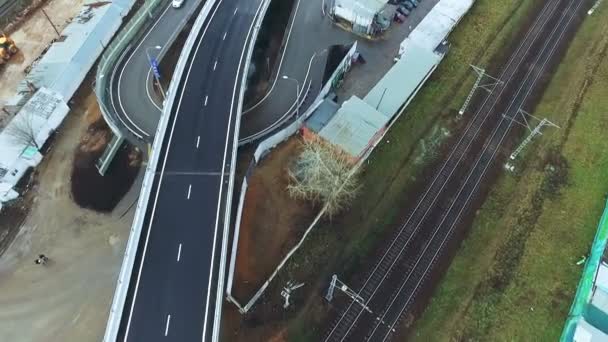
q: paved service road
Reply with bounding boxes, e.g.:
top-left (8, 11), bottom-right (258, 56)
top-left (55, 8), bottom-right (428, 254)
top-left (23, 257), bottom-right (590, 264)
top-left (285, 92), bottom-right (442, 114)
top-left (239, 0), bottom-right (352, 143)
top-left (109, 0), bottom-right (203, 142)
top-left (239, 0), bottom-right (441, 143)
top-left (117, 0), bottom-right (264, 340)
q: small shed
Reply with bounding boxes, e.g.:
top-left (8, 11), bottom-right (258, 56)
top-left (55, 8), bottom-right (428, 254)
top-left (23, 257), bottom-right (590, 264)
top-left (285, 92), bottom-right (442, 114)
top-left (318, 96), bottom-right (388, 159)
top-left (332, 0), bottom-right (392, 36)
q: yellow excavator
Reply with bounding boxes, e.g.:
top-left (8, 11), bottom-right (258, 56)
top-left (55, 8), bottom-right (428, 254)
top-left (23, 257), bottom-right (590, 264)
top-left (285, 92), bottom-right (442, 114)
top-left (0, 34), bottom-right (18, 65)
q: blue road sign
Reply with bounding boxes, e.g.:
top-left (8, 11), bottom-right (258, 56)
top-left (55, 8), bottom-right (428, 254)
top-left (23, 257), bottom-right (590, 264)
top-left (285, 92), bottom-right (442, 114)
top-left (150, 58), bottom-right (161, 79)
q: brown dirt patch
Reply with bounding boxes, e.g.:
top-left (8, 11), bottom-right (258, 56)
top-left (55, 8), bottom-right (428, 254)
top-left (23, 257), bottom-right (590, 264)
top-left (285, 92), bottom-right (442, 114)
top-left (232, 137), bottom-right (315, 301)
top-left (70, 92), bottom-right (142, 212)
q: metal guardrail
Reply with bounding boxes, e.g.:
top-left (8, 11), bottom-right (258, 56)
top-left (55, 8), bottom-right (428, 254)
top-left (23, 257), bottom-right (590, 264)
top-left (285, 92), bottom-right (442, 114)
top-left (102, 1), bottom-right (218, 340)
top-left (96, 134), bottom-right (125, 176)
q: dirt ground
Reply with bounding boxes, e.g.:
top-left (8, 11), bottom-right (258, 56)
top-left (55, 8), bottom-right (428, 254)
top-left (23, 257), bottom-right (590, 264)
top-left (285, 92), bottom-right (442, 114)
top-left (232, 137), bottom-right (315, 301)
top-left (0, 88), bottom-right (135, 341)
top-left (71, 105), bottom-right (142, 212)
top-left (0, 0), bottom-right (85, 119)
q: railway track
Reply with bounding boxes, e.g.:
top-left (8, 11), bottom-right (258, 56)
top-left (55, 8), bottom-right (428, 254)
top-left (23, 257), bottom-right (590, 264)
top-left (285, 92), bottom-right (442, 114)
top-left (324, 0), bottom-right (587, 341)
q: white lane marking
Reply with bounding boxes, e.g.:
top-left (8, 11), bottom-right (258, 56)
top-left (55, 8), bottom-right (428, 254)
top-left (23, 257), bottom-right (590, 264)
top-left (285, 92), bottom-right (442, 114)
top-left (206, 1), bottom-right (267, 341)
top-left (117, 3), bottom-right (172, 137)
top-left (205, 95), bottom-right (208, 106)
top-left (164, 314), bottom-right (171, 336)
top-left (187, 184), bottom-right (192, 199)
top-left (223, 32), bottom-right (227, 40)
top-left (196, 135), bottom-right (201, 148)
top-left (146, 68), bottom-right (164, 111)
top-left (177, 243), bottom-right (182, 262)
top-left (233, 7), bottom-right (238, 15)
top-left (110, 48), bottom-right (145, 139)
top-left (123, 1), bottom-right (224, 339)
top-left (213, 61), bottom-right (218, 70)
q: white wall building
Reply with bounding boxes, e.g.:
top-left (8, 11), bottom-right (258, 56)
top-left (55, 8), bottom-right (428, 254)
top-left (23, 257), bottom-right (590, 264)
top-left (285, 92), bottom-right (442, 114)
top-left (399, 0), bottom-right (475, 56)
top-left (332, 0), bottom-right (392, 36)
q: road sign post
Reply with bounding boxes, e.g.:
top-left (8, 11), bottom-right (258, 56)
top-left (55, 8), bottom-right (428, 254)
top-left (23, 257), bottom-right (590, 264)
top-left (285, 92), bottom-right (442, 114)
top-left (150, 58), bottom-right (161, 79)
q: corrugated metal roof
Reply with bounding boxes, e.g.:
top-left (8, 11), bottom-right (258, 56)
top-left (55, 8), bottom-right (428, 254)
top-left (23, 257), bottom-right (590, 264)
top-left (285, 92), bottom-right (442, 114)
top-left (364, 42), bottom-right (442, 118)
top-left (18, 1), bottom-right (127, 100)
top-left (319, 96), bottom-right (388, 157)
top-left (400, 0), bottom-right (475, 55)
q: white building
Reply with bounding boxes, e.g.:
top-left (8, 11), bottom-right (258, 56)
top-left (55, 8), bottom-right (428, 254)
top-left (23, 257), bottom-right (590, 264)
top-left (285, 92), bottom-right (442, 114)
top-left (0, 88), bottom-right (69, 206)
top-left (331, 0), bottom-right (392, 36)
top-left (399, 0), bottom-right (475, 56)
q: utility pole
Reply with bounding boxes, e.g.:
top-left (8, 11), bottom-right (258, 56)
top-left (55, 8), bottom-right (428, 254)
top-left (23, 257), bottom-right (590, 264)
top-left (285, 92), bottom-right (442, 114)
top-left (504, 108), bottom-right (560, 160)
top-left (41, 9), bottom-right (60, 37)
top-left (459, 65), bottom-right (502, 115)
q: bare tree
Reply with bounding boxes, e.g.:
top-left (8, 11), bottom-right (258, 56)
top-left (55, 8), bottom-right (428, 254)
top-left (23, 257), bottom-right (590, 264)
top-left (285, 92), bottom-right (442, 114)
top-left (6, 112), bottom-right (40, 150)
top-left (287, 139), bottom-right (360, 217)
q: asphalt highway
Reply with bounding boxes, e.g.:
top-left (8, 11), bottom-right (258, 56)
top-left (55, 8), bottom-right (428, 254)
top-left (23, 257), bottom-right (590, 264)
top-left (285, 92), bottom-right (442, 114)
top-left (323, 0), bottom-right (589, 340)
top-left (109, 0), bottom-right (203, 142)
top-left (116, 0), bottom-right (263, 340)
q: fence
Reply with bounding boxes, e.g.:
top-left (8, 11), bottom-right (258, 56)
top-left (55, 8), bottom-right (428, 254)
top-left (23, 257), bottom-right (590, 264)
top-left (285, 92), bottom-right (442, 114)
top-left (225, 42), bottom-right (359, 312)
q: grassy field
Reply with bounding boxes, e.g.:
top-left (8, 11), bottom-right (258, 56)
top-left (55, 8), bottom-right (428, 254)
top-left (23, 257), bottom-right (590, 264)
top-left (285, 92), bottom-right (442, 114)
top-left (275, 0), bottom-right (548, 340)
top-left (411, 3), bottom-right (608, 341)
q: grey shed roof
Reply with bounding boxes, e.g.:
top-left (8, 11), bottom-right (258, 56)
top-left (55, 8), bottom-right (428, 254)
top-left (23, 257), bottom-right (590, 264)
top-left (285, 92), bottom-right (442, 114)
top-left (364, 43), bottom-right (443, 119)
top-left (306, 99), bottom-right (340, 133)
top-left (318, 96), bottom-right (387, 157)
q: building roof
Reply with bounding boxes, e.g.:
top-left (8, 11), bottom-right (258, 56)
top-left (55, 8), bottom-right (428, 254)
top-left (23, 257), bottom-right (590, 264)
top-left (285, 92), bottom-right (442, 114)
top-left (0, 88), bottom-right (68, 184)
top-left (574, 318), bottom-right (608, 342)
top-left (17, 0), bottom-right (131, 100)
top-left (318, 96), bottom-right (388, 157)
top-left (306, 98), bottom-right (340, 133)
top-left (364, 42), bottom-right (443, 118)
top-left (333, 0), bottom-right (389, 27)
top-left (400, 0), bottom-right (475, 55)
top-left (334, 0), bottom-right (388, 16)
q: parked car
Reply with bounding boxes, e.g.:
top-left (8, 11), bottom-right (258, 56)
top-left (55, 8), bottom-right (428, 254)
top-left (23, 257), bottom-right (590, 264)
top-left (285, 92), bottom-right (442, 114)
top-left (401, 1), bottom-right (414, 10)
top-left (172, 0), bottom-right (184, 8)
top-left (397, 6), bottom-right (410, 16)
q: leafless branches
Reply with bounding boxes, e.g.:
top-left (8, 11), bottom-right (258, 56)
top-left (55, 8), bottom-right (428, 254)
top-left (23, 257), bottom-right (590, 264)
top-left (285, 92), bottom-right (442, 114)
top-left (287, 139), bottom-right (359, 217)
top-left (6, 111), bottom-right (39, 149)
